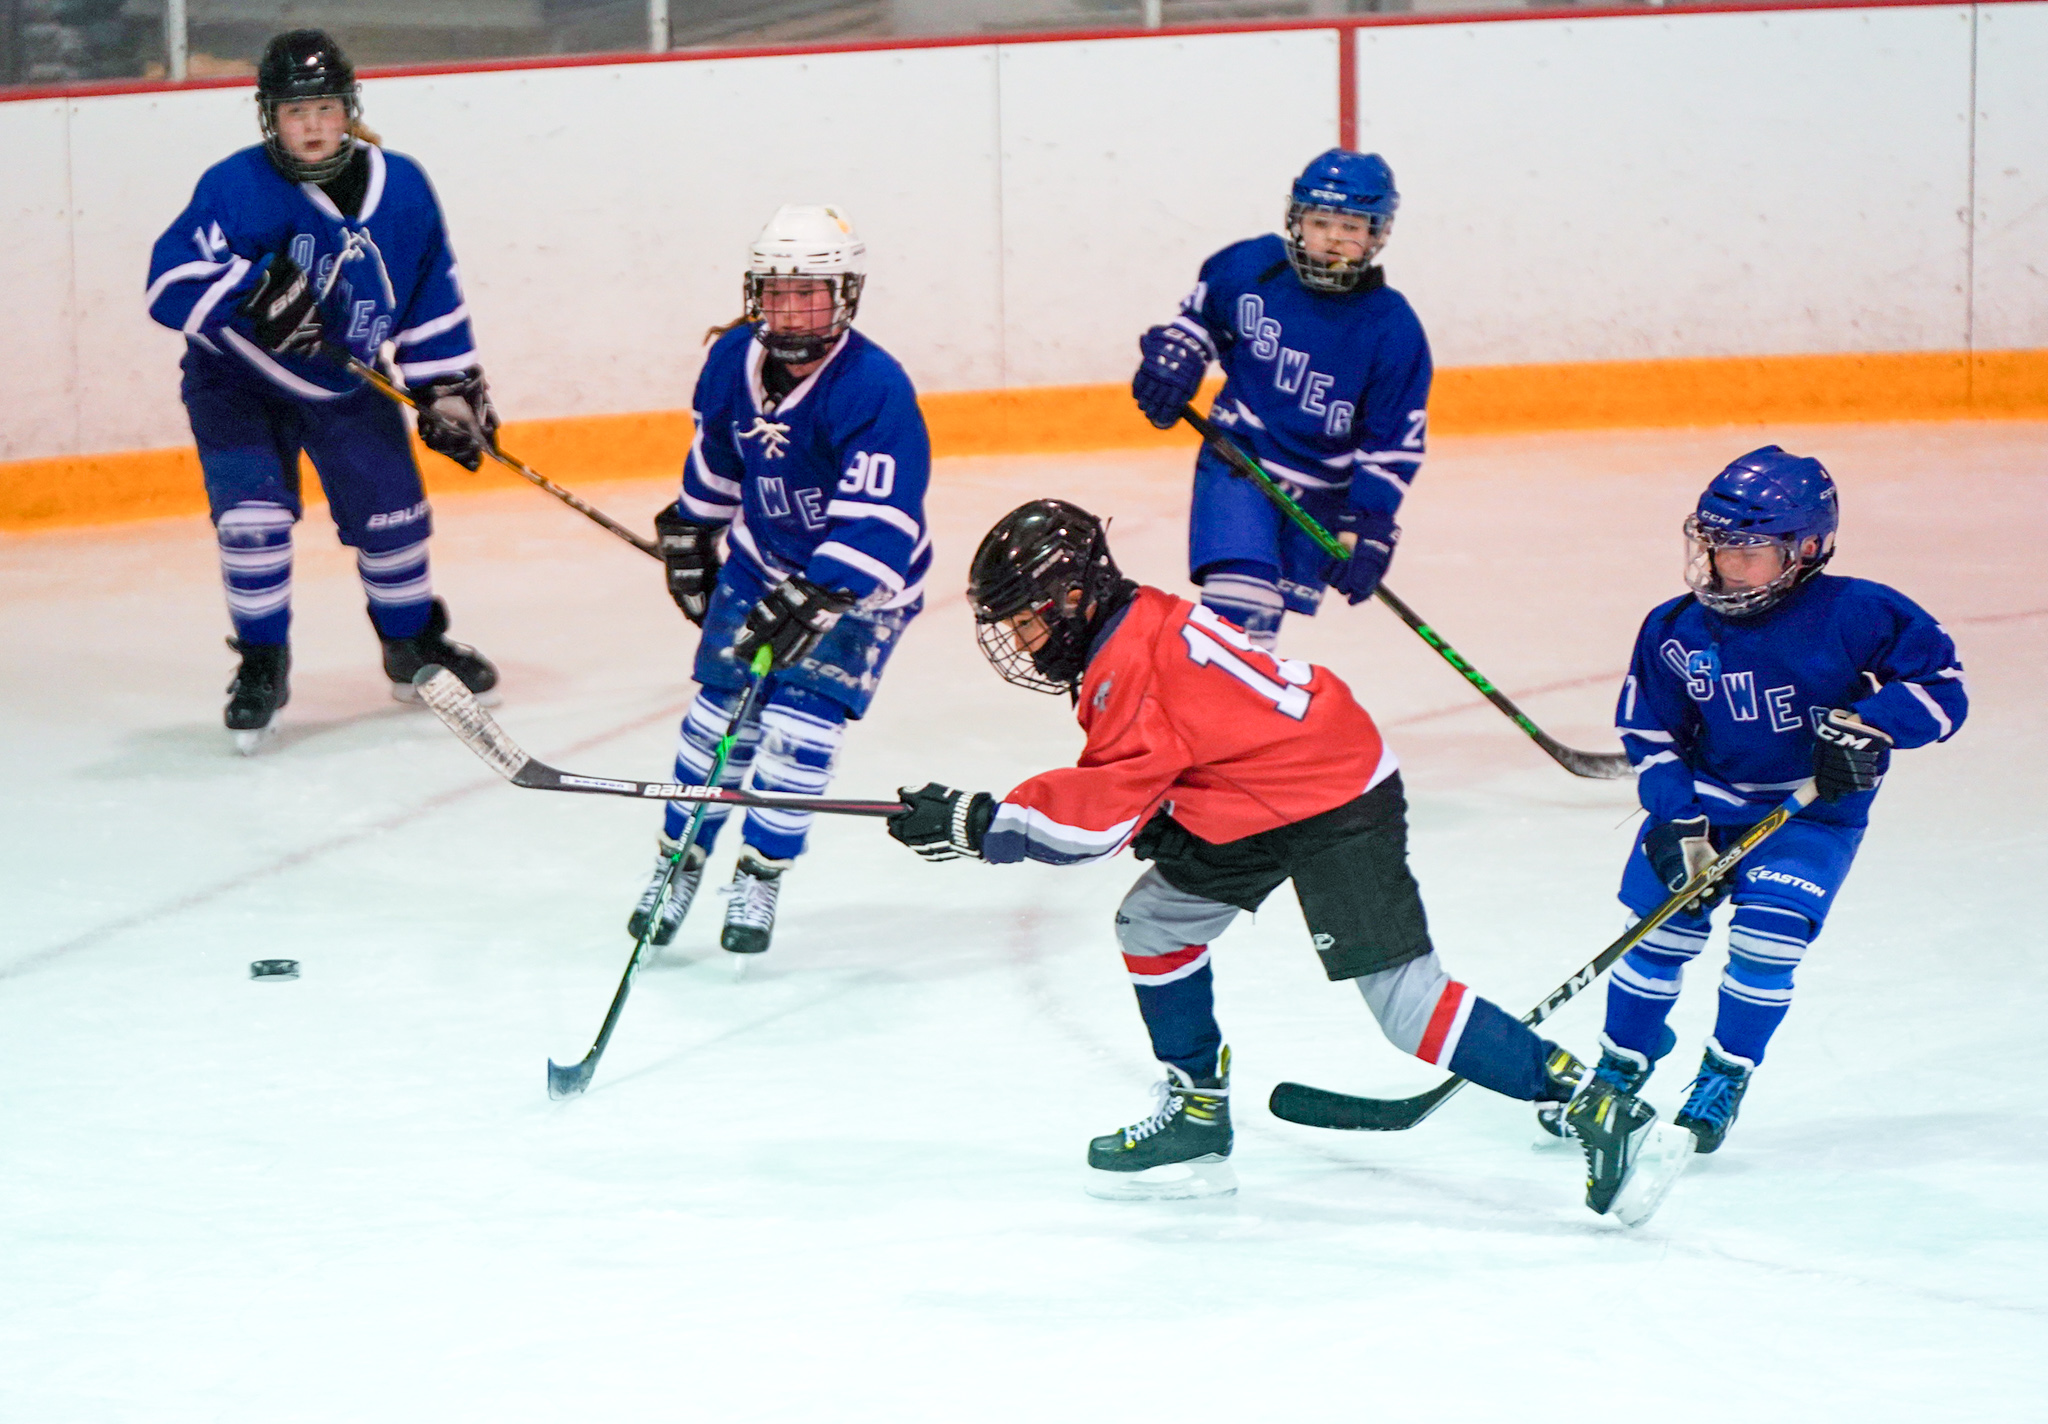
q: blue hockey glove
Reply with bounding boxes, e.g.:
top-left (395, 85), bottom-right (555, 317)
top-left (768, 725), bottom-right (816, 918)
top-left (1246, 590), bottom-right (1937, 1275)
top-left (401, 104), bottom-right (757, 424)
top-left (239, 250), bottom-right (325, 357)
top-left (1644, 815), bottom-right (1727, 909)
top-left (1813, 708), bottom-right (1892, 803)
top-left (1131, 324), bottom-right (1209, 430)
top-left (888, 783), bottom-right (994, 862)
top-left (1323, 510), bottom-right (1398, 605)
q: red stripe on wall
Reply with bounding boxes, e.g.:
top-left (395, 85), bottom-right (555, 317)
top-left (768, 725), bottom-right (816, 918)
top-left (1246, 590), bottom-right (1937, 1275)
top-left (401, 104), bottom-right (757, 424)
top-left (1416, 981), bottom-right (1468, 1065)
top-left (1338, 24), bottom-right (1357, 151)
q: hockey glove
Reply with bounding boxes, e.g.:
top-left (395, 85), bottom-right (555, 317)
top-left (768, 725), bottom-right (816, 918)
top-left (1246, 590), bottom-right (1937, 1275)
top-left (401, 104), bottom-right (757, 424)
top-left (731, 575), bottom-right (857, 673)
top-left (239, 250), bottom-right (325, 357)
top-left (1131, 324), bottom-right (1210, 430)
top-left (1644, 814), bottom-right (1727, 910)
top-left (1324, 510), bottom-right (1399, 605)
top-left (888, 783), bottom-right (994, 862)
top-left (413, 368), bottom-right (500, 472)
top-left (1813, 708), bottom-right (1892, 803)
top-left (654, 506), bottom-right (723, 626)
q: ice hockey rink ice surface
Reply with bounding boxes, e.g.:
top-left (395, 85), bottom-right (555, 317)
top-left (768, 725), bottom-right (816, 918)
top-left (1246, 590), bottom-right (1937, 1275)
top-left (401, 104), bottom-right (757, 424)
top-left (4, 422), bottom-right (2044, 1422)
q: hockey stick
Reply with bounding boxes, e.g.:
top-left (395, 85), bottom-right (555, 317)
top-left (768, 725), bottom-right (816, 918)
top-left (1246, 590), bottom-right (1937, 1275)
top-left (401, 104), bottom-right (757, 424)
top-left (340, 351), bottom-right (662, 559)
top-left (545, 647), bottom-right (777, 1100)
top-left (1179, 404), bottom-right (1632, 780)
top-left (412, 667), bottom-right (906, 818)
top-left (1269, 781), bottom-right (1820, 1131)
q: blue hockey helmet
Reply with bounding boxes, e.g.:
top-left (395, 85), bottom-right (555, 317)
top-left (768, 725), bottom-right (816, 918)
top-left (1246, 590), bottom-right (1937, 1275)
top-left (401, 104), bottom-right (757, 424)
top-left (1285, 149), bottom-right (1399, 293)
top-left (1683, 446), bottom-right (1839, 617)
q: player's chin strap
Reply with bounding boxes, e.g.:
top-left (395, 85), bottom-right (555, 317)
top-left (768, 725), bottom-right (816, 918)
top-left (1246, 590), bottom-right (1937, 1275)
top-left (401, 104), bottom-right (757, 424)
top-left (334, 348), bottom-right (663, 561)
top-left (1178, 403), bottom-right (1632, 781)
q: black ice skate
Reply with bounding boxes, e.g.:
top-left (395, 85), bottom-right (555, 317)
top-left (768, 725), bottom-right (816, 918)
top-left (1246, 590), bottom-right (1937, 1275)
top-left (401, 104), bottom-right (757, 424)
top-left (224, 638), bottom-right (290, 755)
top-left (379, 598), bottom-right (499, 704)
top-left (720, 849), bottom-right (790, 955)
top-left (1533, 1044), bottom-right (1587, 1141)
top-left (1085, 1046), bottom-right (1236, 1199)
top-left (627, 837), bottom-right (708, 947)
top-left (1672, 1038), bottom-right (1756, 1154)
top-left (1565, 1036), bottom-right (1694, 1227)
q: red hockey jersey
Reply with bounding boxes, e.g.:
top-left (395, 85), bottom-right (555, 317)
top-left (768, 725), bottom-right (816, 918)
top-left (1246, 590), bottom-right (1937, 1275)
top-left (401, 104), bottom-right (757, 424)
top-left (982, 587), bottom-right (1396, 865)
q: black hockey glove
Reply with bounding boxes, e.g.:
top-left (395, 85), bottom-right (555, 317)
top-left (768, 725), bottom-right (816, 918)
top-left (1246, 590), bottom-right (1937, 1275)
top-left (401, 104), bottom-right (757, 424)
top-left (888, 783), bottom-right (994, 862)
top-left (1324, 509), bottom-right (1399, 606)
top-left (413, 368), bottom-right (500, 471)
top-left (731, 575), bottom-right (857, 673)
top-left (1131, 324), bottom-right (1209, 430)
top-left (653, 506), bottom-right (723, 626)
top-left (239, 250), bottom-right (325, 357)
top-left (1643, 814), bottom-right (1727, 910)
top-left (1812, 708), bottom-right (1892, 803)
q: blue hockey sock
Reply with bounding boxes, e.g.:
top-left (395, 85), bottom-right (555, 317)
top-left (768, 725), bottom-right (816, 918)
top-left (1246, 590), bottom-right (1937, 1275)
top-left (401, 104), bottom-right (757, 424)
top-left (739, 688), bottom-right (846, 863)
top-left (1128, 957), bottom-right (1221, 1081)
top-left (1602, 916), bottom-right (1709, 1060)
top-left (358, 539), bottom-right (432, 640)
top-left (1443, 994), bottom-right (1554, 1101)
top-left (216, 502), bottom-right (295, 646)
top-left (1713, 905), bottom-right (1813, 1063)
top-left (662, 687), bottom-right (760, 848)
top-left (1198, 559), bottom-right (1284, 650)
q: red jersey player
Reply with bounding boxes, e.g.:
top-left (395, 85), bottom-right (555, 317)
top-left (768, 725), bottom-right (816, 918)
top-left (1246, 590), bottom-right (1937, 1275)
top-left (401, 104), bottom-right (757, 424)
top-left (887, 501), bottom-right (1602, 1203)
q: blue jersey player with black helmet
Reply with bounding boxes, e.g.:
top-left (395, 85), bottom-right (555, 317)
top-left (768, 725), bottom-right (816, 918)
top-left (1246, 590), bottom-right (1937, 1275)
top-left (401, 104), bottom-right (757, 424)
top-left (1557, 447), bottom-right (1968, 1208)
top-left (1129, 150), bottom-right (1432, 648)
top-left (146, 29), bottom-right (502, 753)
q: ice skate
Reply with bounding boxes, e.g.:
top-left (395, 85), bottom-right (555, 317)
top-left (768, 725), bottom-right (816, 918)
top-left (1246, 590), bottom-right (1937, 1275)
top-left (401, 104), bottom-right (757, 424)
top-left (1085, 1047), bottom-right (1236, 1200)
top-left (224, 638), bottom-right (290, 755)
top-left (1566, 1037), bottom-right (1692, 1225)
top-left (380, 598), bottom-right (499, 705)
top-left (720, 849), bottom-right (789, 955)
top-left (1533, 1044), bottom-right (1587, 1143)
top-left (627, 836), bottom-right (708, 948)
top-left (1672, 1038), bottom-right (1756, 1154)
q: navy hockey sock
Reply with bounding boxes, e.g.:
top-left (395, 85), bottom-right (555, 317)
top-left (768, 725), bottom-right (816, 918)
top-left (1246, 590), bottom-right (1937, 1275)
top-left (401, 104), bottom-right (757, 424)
top-left (1198, 560), bottom-right (1284, 650)
top-left (662, 687), bottom-right (761, 848)
top-left (1130, 958), bottom-right (1222, 1082)
top-left (1712, 906), bottom-right (1813, 1062)
top-left (359, 539), bottom-right (432, 640)
top-left (216, 501), bottom-right (294, 646)
top-left (740, 688), bottom-right (846, 862)
top-left (1443, 995), bottom-right (1555, 1101)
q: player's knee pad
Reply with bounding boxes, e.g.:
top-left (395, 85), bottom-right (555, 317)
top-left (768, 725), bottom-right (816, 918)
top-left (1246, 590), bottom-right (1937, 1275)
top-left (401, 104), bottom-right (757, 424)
top-left (1114, 868), bottom-right (1237, 980)
top-left (754, 694), bottom-right (847, 791)
top-left (1353, 951), bottom-right (1455, 1058)
top-left (355, 539), bottom-right (431, 611)
top-left (676, 687), bottom-right (757, 785)
top-left (1198, 562), bottom-right (1285, 649)
top-left (1727, 904), bottom-right (1813, 977)
top-left (216, 501), bottom-right (296, 547)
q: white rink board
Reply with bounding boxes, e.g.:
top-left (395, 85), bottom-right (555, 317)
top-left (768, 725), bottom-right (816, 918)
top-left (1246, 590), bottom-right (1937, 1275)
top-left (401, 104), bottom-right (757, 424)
top-left (1, 100), bottom-right (79, 462)
top-left (6, 6), bottom-right (2047, 463)
top-left (1355, 7), bottom-right (1976, 366)
top-left (1973, 3), bottom-right (2048, 350)
top-left (995, 29), bottom-right (1338, 386)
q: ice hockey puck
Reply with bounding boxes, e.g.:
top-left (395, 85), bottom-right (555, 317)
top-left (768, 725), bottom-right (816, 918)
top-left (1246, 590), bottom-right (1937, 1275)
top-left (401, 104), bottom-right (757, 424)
top-left (249, 959), bottom-right (300, 981)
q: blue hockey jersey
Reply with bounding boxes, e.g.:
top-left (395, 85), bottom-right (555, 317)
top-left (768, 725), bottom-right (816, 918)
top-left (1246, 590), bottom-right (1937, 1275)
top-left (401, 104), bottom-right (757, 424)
top-left (680, 325), bottom-right (932, 610)
top-left (145, 142), bottom-right (478, 400)
top-left (1618, 575), bottom-right (1967, 829)
top-left (1174, 233), bottom-right (1432, 518)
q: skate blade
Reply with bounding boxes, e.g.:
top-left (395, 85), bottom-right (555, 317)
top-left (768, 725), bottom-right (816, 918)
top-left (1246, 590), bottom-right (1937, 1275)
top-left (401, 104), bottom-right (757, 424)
top-left (1608, 1121), bottom-right (1697, 1228)
top-left (231, 724), bottom-right (276, 756)
top-left (1083, 1155), bottom-right (1238, 1201)
top-left (392, 680), bottom-right (501, 708)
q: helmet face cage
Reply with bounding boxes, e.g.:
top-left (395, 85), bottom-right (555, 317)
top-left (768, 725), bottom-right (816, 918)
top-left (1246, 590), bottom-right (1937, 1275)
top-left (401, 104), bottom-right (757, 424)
top-left (743, 272), bottom-right (865, 365)
top-left (257, 31), bottom-right (361, 184)
top-left (1683, 515), bottom-right (1834, 617)
top-left (1284, 202), bottom-right (1393, 293)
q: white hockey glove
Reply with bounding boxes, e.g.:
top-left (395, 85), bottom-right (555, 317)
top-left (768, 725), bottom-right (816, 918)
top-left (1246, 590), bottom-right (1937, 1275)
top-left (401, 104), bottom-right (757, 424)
top-left (1643, 815), bottom-right (1724, 909)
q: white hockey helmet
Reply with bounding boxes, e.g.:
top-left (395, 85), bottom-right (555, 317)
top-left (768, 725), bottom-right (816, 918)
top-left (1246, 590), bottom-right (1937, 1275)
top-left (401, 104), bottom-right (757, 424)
top-left (744, 204), bottom-right (866, 363)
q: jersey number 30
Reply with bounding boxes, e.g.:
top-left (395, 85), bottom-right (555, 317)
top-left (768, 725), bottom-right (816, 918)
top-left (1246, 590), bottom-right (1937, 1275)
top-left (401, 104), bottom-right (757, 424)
top-left (1183, 605), bottom-right (1313, 720)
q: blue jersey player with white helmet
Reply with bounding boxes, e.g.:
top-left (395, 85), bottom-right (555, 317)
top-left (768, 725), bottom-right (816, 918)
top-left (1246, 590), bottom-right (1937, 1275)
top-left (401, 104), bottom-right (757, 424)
top-left (1130, 150), bottom-right (1432, 648)
top-left (145, 30), bottom-right (502, 753)
top-left (1558, 447), bottom-right (1968, 1207)
top-left (633, 206), bottom-right (932, 957)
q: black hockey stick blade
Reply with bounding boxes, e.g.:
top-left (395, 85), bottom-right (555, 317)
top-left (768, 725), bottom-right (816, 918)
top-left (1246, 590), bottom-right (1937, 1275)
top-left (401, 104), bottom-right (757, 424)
top-left (412, 668), bottom-right (907, 817)
top-left (1270, 783), bottom-right (1819, 1132)
top-left (547, 1053), bottom-right (597, 1099)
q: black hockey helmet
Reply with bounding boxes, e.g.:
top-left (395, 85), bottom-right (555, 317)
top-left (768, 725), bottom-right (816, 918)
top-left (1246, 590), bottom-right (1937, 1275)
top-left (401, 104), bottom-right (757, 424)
top-left (256, 29), bottom-right (360, 183)
top-left (968, 499), bottom-right (1134, 696)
